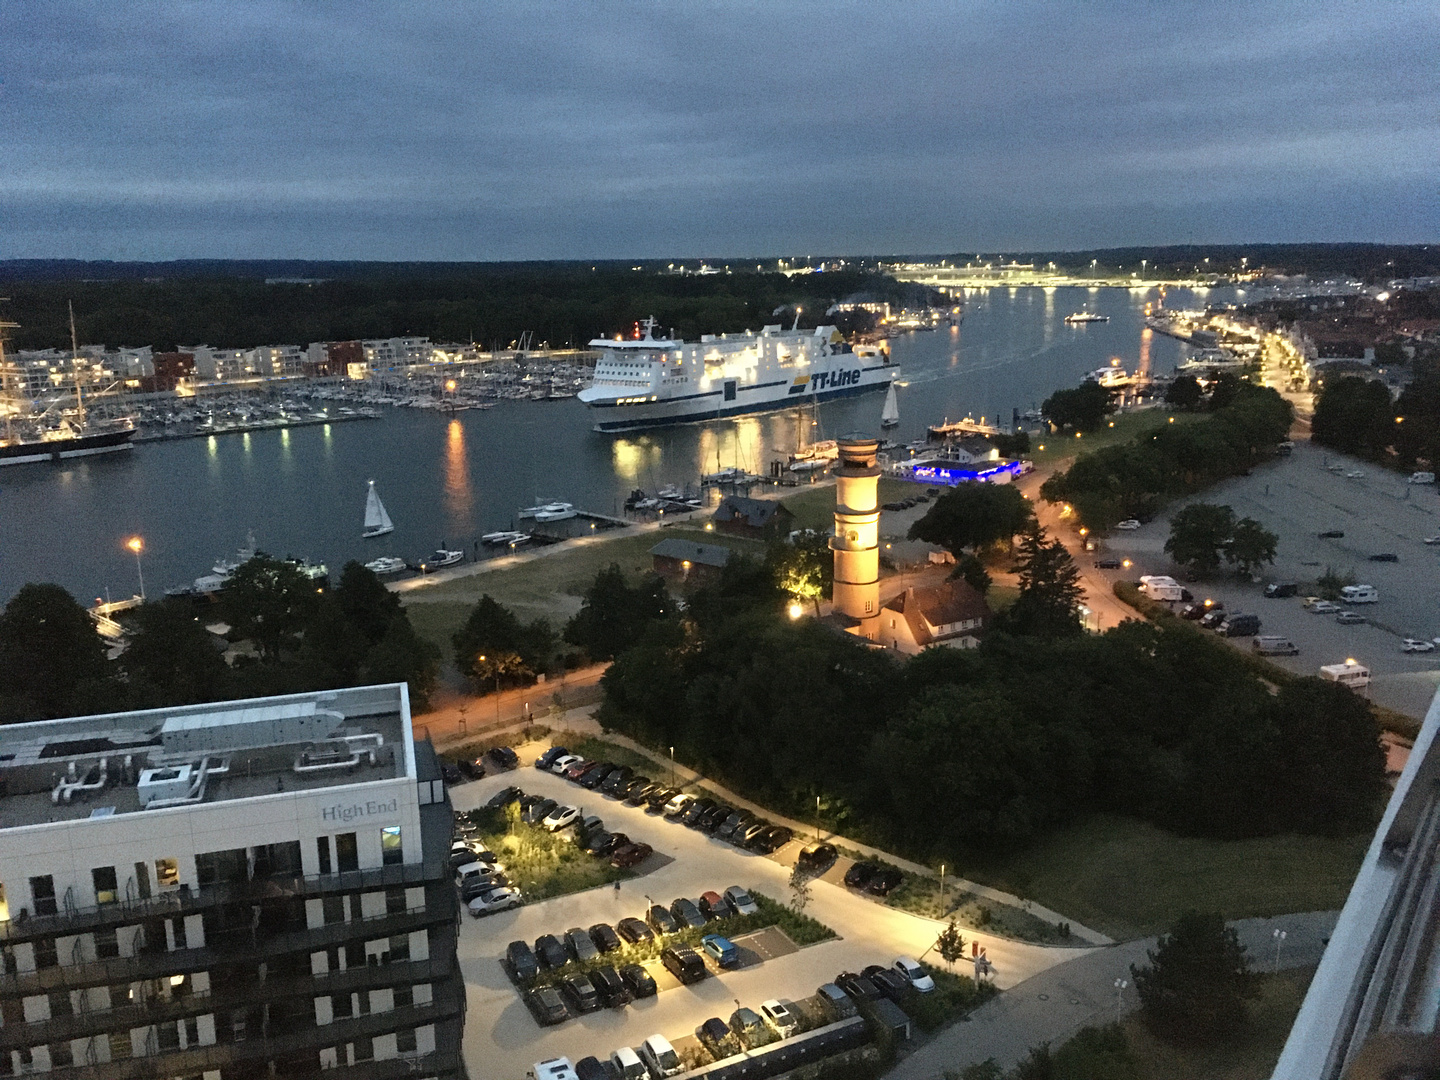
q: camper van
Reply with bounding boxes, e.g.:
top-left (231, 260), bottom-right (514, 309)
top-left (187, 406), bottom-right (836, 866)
top-left (1409, 471), bottom-right (1435, 484)
top-left (1320, 662), bottom-right (1371, 689)
top-left (1341, 585), bottom-right (1379, 604)
top-left (1138, 575), bottom-right (1186, 602)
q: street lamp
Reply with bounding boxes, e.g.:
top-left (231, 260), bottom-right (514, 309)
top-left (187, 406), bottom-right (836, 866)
top-left (1114, 978), bottom-right (1128, 1022)
top-left (478, 655), bottom-right (500, 723)
top-left (815, 794), bottom-right (822, 841)
top-left (669, 746), bottom-right (675, 788)
top-left (1273, 928), bottom-right (1287, 972)
top-left (126, 536), bottom-right (145, 599)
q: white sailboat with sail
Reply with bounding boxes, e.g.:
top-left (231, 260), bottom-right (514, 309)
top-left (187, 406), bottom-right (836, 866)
top-left (363, 481), bottom-right (395, 538)
top-left (880, 382), bottom-right (900, 428)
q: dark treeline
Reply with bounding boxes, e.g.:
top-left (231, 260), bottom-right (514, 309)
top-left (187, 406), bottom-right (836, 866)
top-left (595, 554), bottom-right (1385, 863)
top-left (1312, 359), bottom-right (1440, 467)
top-left (1, 267), bottom-right (935, 353)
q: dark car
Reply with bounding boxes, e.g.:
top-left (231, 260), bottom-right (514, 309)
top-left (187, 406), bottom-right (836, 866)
top-left (1370, 553), bottom-right (1399, 562)
top-left (590, 964), bottom-right (632, 1007)
top-left (698, 1017), bottom-right (734, 1057)
top-left (597, 832), bottom-right (630, 857)
top-left (582, 830), bottom-right (616, 856)
top-left (610, 842), bottom-right (653, 868)
top-left (1093, 558), bottom-right (1122, 569)
top-left (797, 841), bottom-right (837, 872)
top-left (716, 811), bottom-right (753, 841)
top-left (739, 820), bottom-right (772, 847)
top-left (616, 917), bottom-right (655, 944)
top-left (1199, 609), bottom-right (1227, 630)
top-left (867, 867), bottom-right (904, 896)
top-left (565, 927), bottom-right (599, 963)
top-left (670, 897), bottom-right (707, 930)
top-left (646, 904), bottom-right (680, 935)
top-left (600, 766), bottom-right (634, 795)
top-left (751, 825), bottom-right (793, 853)
top-left (522, 798), bottom-right (557, 825)
top-left (461, 874), bottom-right (509, 901)
top-left (505, 939), bottom-right (539, 983)
top-left (560, 973), bottom-right (602, 1014)
top-left (485, 785), bottom-right (522, 810)
top-left (535, 746), bottom-right (568, 770)
top-left (844, 862), bottom-right (878, 889)
top-left (580, 764), bottom-right (616, 790)
top-left (534, 934), bottom-right (568, 970)
top-left (1264, 581), bottom-right (1299, 598)
top-left (646, 786), bottom-right (681, 811)
top-left (486, 745), bottom-right (520, 770)
top-left (1178, 602), bottom-right (1209, 620)
top-left (564, 759), bottom-right (598, 781)
top-left (835, 971), bottom-right (882, 1001)
top-left (700, 805), bottom-right (733, 833)
top-left (682, 798), bottom-right (716, 826)
top-left (661, 945), bottom-right (708, 985)
top-left (455, 758), bottom-right (483, 780)
top-left (524, 984), bottom-right (569, 1025)
top-left (620, 963), bottom-right (658, 998)
top-left (441, 763), bottom-right (463, 785)
top-left (589, 922), bottom-right (622, 953)
top-left (624, 780), bottom-right (658, 806)
top-left (1318, 530), bottom-right (1345, 539)
top-left (575, 1057), bottom-right (611, 1080)
top-left (698, 891), bottom-right (728, 920)
top-left (862, 964), bottom-right (911, 1001)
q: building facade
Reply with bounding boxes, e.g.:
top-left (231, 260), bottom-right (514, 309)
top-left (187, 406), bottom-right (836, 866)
top-left (0, 684), bottom-right (465, 1080)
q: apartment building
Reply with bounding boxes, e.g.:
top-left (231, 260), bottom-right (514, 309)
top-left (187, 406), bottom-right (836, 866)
top-left (360, 339), bottom-right (431, 370)
top-left (248, 346), bottom-right (306, 379)
top-left (186, 347), bottom-right (254, 383)
top-left (0, 684), bottom-right (465, 1080)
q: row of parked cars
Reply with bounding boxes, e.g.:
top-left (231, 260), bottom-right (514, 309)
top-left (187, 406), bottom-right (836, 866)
top-left (441, 743), bottom-right (520, 786)
top-left (535, 745), bottom-right (795, 854)
top-left (448, 830), bottom-right (522, 917)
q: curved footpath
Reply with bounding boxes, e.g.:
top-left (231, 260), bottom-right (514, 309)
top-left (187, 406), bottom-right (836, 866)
top-left (883, 909), bottom-right (1337, 1080)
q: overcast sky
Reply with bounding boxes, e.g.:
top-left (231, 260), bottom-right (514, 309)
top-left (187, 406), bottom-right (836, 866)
top-left (3, 1), bottom-right (1437, 260)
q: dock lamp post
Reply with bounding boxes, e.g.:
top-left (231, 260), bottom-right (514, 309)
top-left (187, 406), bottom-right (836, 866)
top-left (126, 536), bottom-right (145, 600)
top-left (1273, 928), bottom-right (1287, 973)
top-left (1113, 978), bottom-right (1128, 1022)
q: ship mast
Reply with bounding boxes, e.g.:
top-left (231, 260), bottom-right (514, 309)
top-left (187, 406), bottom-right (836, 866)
top-left (69, 300), bottom-right (86, 427)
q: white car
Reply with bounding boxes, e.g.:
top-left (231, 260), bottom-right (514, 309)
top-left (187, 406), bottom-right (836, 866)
top-left (549, 754), bottom-right (583, 775)
top-left (529, 1057), bottom-right (578, 1080)
top-left (724, 885), bottom-right (759, 916)
top-left (760, 999), bottom-right (800, 1038)
top-left (1426, 536), bottom-right (1440, 545)
top-left (468, 887), bottom-right (521, 916)
top-left (1402, 638), bottom-right (1436, 653)
top-left (1310, 601), bottom-right (1341, 615)
top-left (894, 956), bottom-right (935, 993)
top-left (663, 793), bottom-right (696, 818)
top-left (542, 804), bottom-right (581, 831)
top-left (1115, 519), bottom-right (1141, 530)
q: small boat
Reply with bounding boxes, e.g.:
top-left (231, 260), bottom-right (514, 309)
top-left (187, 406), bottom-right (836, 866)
top-left (482, 531), bottom-right (529, 545)
top-left (212, 532), bottom-right (258, 576)
top-left (880, 383), bottom-right (900, 429)
top-left (285, 557), bottom-right (329, 583)
top-left (413, 549), bottom-right (464, 572)
top-left (703, 467), bottom-right (746, 484)
top-left (364, 556), bottom-right (407, 575)
top-left (533, 503), bottom-right (578, 522)
top-left (1064, 312), bottom-right (1109, 324)
top-left (363, 481), bottom-right (395, 538)
top-left (788, 458), bottom-right (829, 474)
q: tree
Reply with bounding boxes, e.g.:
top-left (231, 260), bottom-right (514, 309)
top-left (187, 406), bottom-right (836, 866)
top-left (909, 482), bottom-right (1036, 556)
top-left (1206, 372), bottom-right (1244, 411)
top-left (769, 533), bottom-right (833, 614)
top-left (563, 564), bottom-right (674, 661)
top-left (788, 862), bottom-right (814, 914)
top-left (1265, 679), bottom-right (1386, 834)
top-left (1164, 504), bottom-right (1236, 575)
top-left (954, 553), bottom-right (992, 595)
top-left (1003, 527), bottom-right (1083, 636)
top-left (332, 561), bottom-right (402, 645)
top-left (1042, 380), bottom-right (1116, 432)
top-left (1132, 911), bottom-right (1257, 1044)
top-left (122, 600), bottom-right (230, 707)
top-left (1311, 375), bottom-right (1394, 457)
top-left (220, 555), bottom-right (320, 661)
top-left (1225, 517), bottom-right (1278, 577)
top-left (0, 583), bottom-right (116, 721)
top-left (936, 918), bottom-right (966, 968)
top-left (454, 595), bottom-right (556, 688)
top-left (1164, 374), bottom-right (1203, 410)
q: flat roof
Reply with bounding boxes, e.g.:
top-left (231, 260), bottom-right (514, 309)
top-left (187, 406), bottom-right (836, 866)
top-left (0, 684), bottom-right (413, 831)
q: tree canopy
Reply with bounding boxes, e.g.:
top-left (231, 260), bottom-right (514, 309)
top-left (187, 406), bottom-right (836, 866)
top-left (1132, 911), bottom-right (1257, 1044)
top-left (908, 482), bottom-right (1036, 555)
top-left (0, 583), bottom-right (115, 721)
top-left (562, 564), bottom-right (675, 661)
top-left (1042, 380), bottom-right (1116, 433)
top-left (1001, 526), bottom-right (1084, 636)
top-left (454, 595), bottom-right (558, 688)
top-left (1311, 374), bottom-right (1396, 458)
top-left (1164, 504), bottom-right (1278, 577)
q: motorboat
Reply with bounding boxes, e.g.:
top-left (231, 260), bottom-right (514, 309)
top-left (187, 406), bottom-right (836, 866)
top-left (1064, 312), bottom-right (1109, 323)
top-left (364, 556), bottom-right (407, 575)
top-left (531, 503), bottom-right (577, 522)
top-left (413, 549), bottom-right (464, 572)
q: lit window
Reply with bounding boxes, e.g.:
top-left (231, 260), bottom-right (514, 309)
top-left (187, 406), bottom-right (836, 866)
top-left (381, 827), bottom-right (402, 866)
top-left (155, 859), bottom-right (179, 889)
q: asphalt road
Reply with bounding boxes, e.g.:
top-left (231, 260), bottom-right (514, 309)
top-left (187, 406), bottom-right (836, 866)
top-left (452, 759), bottom-right (1093, 1080)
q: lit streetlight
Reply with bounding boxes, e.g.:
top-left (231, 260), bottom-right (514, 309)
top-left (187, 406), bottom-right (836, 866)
top-left (1114, 977), bottom-right (1128, 1022)
top-left (1273, 927), bottom-right (1288, 972)
top-left (126, 536), bottom-right (146, 599)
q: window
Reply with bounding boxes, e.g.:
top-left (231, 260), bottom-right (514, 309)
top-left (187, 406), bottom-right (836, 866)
top-left (380, 827), bottom-right (402, 866)
top-left (0, 883), bottom-right (8, 922)
top-left (335, 833), bottom-right (358, 873)
top-left (183, 1015), bottom-right (199, 1046)
top-left (108, 1030), bottom-right (132, 1061)
top-left (132, 862), bottom-right (151, 900)
top-left (155, 858), bottom-right (179, 889)
top-left (385, 887), bottom-right (406, 915)
top-left (315, 837), bottom-right (332, 876)
top-left (396, 1028), bottom-right (417, 1054)
top-left (393, 985), bottom-right (413, 1009)
top-left (33, 937), bottom-right (58, 969)
top-left (195, 849), bottom-right (247, 886)
top-left (388, 934), bottom-right (410, 963)
top-left (94, 927), bottom-right (120, 959)
top-left (157, 1020), bottom-right (180, 1050)
top-left (50, 1042), bottom-right (73, 1068)
top-left (93, 866), bottom-right (118, 905)
top-left (30, 875), bottom-right (56, 917)
top-left (171, 917), bottom-right (187, 950)
top-left (48, 991), bottom-right (72, 1019)
top-left (352, 1036), bottom-right (374, 1062)
top-left (331, 994), bottom-right (353, 1020)
top-left (321, 896), bottom-right (345, 926)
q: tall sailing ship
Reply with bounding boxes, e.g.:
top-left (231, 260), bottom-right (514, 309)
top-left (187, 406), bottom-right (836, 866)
top-left (578, 316), bottom-right (898, 432)
top-left (0, 311), bottom-right (136, 466)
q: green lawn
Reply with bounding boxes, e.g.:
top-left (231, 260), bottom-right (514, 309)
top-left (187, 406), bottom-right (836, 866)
top-left (964, 814), bottom-right (1368, 940)
top-left (1028, 409), bottom-right (1203, 472)
top-left (460, 805), bottom-right (630, 902)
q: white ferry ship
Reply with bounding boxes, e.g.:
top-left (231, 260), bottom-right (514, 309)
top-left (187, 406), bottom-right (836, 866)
top-left (578, 317), bottom-right (897, 432)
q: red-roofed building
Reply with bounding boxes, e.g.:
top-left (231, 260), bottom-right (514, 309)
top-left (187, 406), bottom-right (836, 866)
top-left (876, 579), bottom-right (992, 653)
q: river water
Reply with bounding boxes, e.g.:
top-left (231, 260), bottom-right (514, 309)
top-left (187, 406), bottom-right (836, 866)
top-left (0, 287), bottom-right (1228, 604)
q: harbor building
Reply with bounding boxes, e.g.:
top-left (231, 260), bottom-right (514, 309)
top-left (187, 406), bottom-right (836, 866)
top-left (831, 434), bottom-right (882, 630)
top-left (0, 684), bottom-right (466, 1080)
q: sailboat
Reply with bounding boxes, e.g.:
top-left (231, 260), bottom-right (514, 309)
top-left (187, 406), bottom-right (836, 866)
top-left (363, 481), bottom-right (395, 538)
top-left (880, 382), bottom-right (900, 428)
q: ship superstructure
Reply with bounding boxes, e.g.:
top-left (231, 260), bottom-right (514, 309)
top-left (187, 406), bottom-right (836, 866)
top-left (578, 317), bottom-right (897, 432)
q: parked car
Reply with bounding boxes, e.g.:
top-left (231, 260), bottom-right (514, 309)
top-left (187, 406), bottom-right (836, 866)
top-left (1336, 611), bottom-right (1366, 624)
top-left (1370, 553), bottom-right (1400, 563)
top-left (639, 1035), bottom-right (683, 1079)
top-left (524, 985), bottom-right (569, 1026)
top-left (681, 798), bottom-right (716, 826)
top-left (1318, 530), bottom-right (1345, 539)
top-left (700, 804), bottom-right (734, 833)
top-left (619, 963), bottom-right (658, 998)
top-left (455, 758), bottom-right (482, 781)
top-left (663, 792), bottom-right (696, 818)
top-left (1253, 636), bottom-right (1299, 656)
top-left (485, 785), bottom-right (522, 809)
top-left (600, 766), bottom-right (634, 795)
top-left (590, 964), bottom-right (632, 1007)
top-left (835, 971), bottom-right (882, 1001)
top-left (461, 874), bottom-right (510, 901)
top-left (588, 922), bottom-right (622, 953)
top-left (1263, 581), bottom-right (1299, 598)
top-left (670, 897), bottom-right (707, 930)
top-left (662, 945), bottom-right (708, 984)
top-left (543, 805), bottom-right (581, 832)
top-left (616, 917), bottom-right (655, 944)
top-left (550, 754), bottom-right (583, 775)
top-left (843, 862), bottom-right (878, 889)
top-left (739, 820), bottom-right (772, 847)
top-left (532, 1058), bottom-right (579, 1080)
top-left (534, 934), bottom-right (568, 969)
top-left (505, 939), bottom-right (539, 983)
top-left (1216, 613), bottom-right (1261, 637)
top-left (610, 1047), bottom-right (647, 1080)
top-left (1199, 608), bottom-right (1228, 629)
top-left (577, 814), bottom-right (604, 836)
top-left (699, 890), bottom-right (729, 920)
top-left (522, 798), bottom-right (558, 825)
top-left (1403, 638), bottom-right (1436, 653)
top-left (535, 746), bottom-right (568, 770)
top-left (816, 982), bottom-right (858, 1019)
top-left (647, 786), bottom-right (681, 811)
top-left (455, 861), bottom-right (498, 888)
top-left (698, 1017), bottom-right (735, 1058)
top-left (715, 811), bottom-right (752, 841)
top-left (610, 842), bottom-right (653, 869)
top-left (862, 964), bottom-right (911, 1000)
top-left (751, 825), bottom-right (793, 853)
top-left (759, 999), bottom-right (800, 1038)
top-left (797, 842), bottom-right (837, 872)
top-left (729, 1007), bottom-right (771, 1049)
top-left (1310, 601), bottom-right (1342, 615)
top-left (1115, 519), bottom-right (1141, 530)
top-left (565, 927), bottom-right (599, 962)
top-left (560, 974), bottom-right (602, 1013)
top-left (441, 763), bottom-right (463, 785)
top-left (724, 885), bottom-right (759, 916)
top-left (1094, 558), bottom-right (1122, 569)
top-left (486, 745), bottom-right (519, 770)
top-left (580, 764), bottom-right (616, 790)
top-left (624, 780), bottom-right (658, 806)
top-left (894, 956), bottom-right (935, 993)
top-left (574, 1057), bottom-right (609, 1080)
top-left (647, 904), bottom-right (680, 935)
top-left (701, 934), bottom-right (739, 968)
top-left (582, 830), bottom-right (617, 856)
top-left (564, 759), bottom-right (597, 781)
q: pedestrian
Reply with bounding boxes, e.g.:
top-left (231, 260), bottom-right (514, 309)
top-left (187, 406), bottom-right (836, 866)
top-left (614, 879), bottom-right (621, 896)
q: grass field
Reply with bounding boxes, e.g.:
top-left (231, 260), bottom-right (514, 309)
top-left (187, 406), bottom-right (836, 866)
top-left (1028, 408), bottom-right (1204, 472)
top-left (779, 477), bottom-right (916, 532)
top-left (965, 814), bottom-right (1368, 940)
top-left (1124, 966), bottom-right (1314, 1080)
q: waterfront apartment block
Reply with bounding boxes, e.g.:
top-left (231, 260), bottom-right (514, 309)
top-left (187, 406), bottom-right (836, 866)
top-left (0, 684), bottom-right (466, 1080)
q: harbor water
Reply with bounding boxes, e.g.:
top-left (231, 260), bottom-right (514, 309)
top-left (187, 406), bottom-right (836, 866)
top-left (0, 287), bottom-right (1224, 604)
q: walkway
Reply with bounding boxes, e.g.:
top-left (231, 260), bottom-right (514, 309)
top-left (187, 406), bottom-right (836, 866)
top-left (884, 909), bottom-right (1337, 1080)
top-left (410, 666), bottom-right (608, 749)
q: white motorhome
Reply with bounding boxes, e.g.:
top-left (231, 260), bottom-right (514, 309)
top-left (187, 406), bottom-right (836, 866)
top-left (1320, 662), bottom-right (1371, 689)
top-left (1409, 471), bottom-right (1435, 484)
top-left (1138, 575), bottom-right (1186, 602)
top-left (1341, 585), bottom-right (1379, 604)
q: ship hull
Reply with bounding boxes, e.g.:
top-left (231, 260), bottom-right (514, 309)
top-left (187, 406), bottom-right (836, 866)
top-left (587, 364), bottom-right (897, 433)
top-left (0, 427), bottom-right (135, 466)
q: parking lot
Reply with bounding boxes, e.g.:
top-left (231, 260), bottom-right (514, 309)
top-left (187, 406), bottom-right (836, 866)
top-left (452, 756), bottom-right (1093, 1080)
top-left (1094, 439), bottom-right (1440, 718)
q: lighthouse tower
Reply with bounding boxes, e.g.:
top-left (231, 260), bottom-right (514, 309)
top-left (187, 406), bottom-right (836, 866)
top-left (831, 433), bottom-right (882, 628)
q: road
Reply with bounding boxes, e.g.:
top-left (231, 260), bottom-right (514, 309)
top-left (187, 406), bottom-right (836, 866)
top-left (452, 757), bottom-right (1093, 1080)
